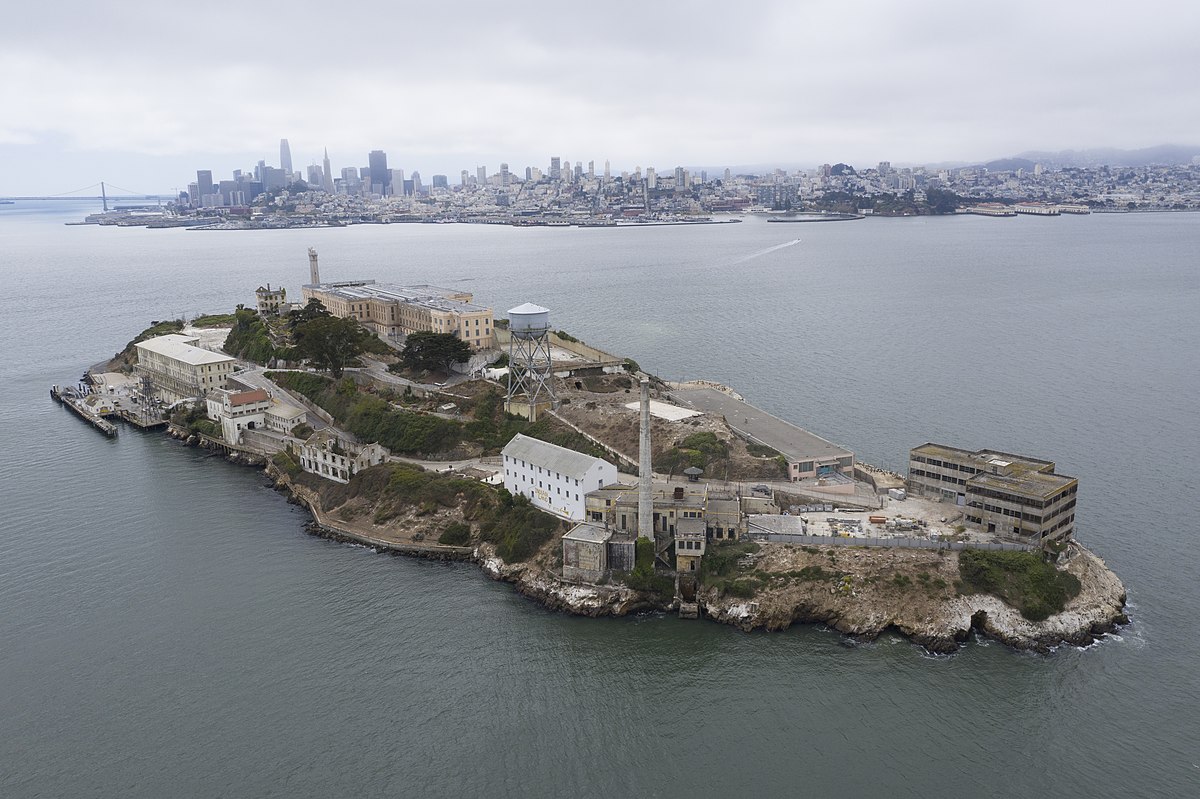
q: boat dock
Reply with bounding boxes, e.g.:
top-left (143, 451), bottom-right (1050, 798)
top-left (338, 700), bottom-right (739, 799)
top-left (50, 385), bottom-right (118, 437)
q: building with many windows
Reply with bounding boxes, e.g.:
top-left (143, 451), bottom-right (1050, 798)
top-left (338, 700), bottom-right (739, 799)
top-left (907, 443), bottom-right (1078, 544)
top-left (134, 334), bottom-right (235, 403)
top-left (298, 430), bottom-right (387, 484)
top-left (501, 433), bottom-right (618, 521)
top-left (301, 280), bottom-right (495, 349)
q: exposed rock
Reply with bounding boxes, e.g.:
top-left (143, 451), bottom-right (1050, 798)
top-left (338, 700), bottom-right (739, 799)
top-left (698, 542), bottom-right (1127, 653)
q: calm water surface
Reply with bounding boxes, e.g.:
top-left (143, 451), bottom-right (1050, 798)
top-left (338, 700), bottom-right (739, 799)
top-left (1, 200), bottom-right (1197, 797)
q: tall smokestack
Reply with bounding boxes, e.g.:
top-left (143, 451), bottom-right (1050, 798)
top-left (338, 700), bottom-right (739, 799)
top-left (308, 247), bottom-right (320, 285)
top-left (638, 376), bottom-right (653, 540)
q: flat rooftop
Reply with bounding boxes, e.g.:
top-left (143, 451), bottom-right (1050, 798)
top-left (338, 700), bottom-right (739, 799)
top-left (309, 281), bottom-right (490, 314)
top-left (970, 470), bottom-right (1076, 499)
top-left (135, 334), bottom-right (235, 366)
top-left (563, 522), bottom-right (611, 544)
top-left (669, 385), bottom-right (852, 464)
top-left (588, 482), bottom-right (708, 509)
top-left (912, 442), bottom-right (1058, 478)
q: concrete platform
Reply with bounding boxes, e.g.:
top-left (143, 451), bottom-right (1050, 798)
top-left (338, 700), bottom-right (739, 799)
top-left (669, 384), bottom-right (852, 465)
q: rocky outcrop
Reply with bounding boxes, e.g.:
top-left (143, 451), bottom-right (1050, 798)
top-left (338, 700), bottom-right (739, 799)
top-left (477, 546), bottom-right (659, 617)
top-left (700, 543), bottom-right (1127, 654)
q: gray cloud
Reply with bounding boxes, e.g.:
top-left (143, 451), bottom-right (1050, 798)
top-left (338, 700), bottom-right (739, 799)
top-left (2, 0), bottom-right (1198, 194)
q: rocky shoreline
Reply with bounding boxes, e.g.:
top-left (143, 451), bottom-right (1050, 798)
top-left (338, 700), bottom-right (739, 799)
top-left (186, 437), bottom-right (1128, 655)
top-left (477, 539), bottom-right (1128, 654)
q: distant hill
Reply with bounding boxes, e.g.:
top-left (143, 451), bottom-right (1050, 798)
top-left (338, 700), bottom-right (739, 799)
top-left (983, 157), bottom-right (1038, 172)
top-left (1012, 144), bottom-right (1200, 168)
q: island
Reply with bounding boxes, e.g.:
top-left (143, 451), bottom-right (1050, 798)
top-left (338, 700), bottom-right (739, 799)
top-left (58, 262), bottom-right (1127, 655)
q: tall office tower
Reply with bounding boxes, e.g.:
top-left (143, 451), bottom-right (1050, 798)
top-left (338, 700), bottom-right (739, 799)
top-left (587, 160), bottom-right (594, 178)
top-left (604, 160), bottom-right (611, 180)
top-left (196, 170), bottom-right (214, 207)
top-left (634, 166), bottom-right (641, 181)
top-left (646, 167), bottom-right (656, 189)
top-left (476, 165), bottom-right (487, 185)
top-left (525, 166), bottom-right (532, 181)
top-left (306, 164), bottom-right (323, 186)
top-left (322, 148), bottom-right (334, 193)
top-left (410, 171), bottom-right (422, 193)
top-left (368, 150), bottom-right (390, 195)
top-left (500, 163), bottom-right (510, 185)
top-left (574, 163), bottom-right (582, 181)
top-left (701, 170), bottom-right (707, 183)
top-left (432, 174), bottom-right (448, 189)
top-left (461, 170), bottom-right (470, 187)
top-left (255, 160), bottom-right (265, 182)
top-left (724, 167), bottom-right (731, 182)
top-left (550, 156), bottom-right (561, 180)
top-left (280, 139), bottom-right (293, 177)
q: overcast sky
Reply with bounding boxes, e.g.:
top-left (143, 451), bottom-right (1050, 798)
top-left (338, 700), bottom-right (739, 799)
top-left (2, 0), bottom-right (1197, 196)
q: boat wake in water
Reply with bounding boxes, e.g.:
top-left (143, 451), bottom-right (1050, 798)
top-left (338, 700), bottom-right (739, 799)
top-left (734, 238), bottom-right (801, 264)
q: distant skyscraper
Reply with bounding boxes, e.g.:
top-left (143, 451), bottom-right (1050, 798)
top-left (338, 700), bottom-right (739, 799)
top-left (322, 148), bottom-right (334, 193)
top-left (432, 174), bottom-right (448, 189)
top-left (550, 156), bottom-right (561, 180)
top-left (368, 150), bottom-right (390, 195)
top-left (525, 166), bottom-right (533, 181)
top-left (587, 160), bottom-right (594, 178)
top-left (477, 165), bottom-right (487, 184)
top-left (196, 170), bottom-right (214, 207)
top-left (646, 167), bottom-right (657, 189)
top-left (461, 170), bottom-right (470, 187)
top-left (604, 160), bottom-right (611, 180)
top-left (306, 164), bottom-right (323, 186)
top-left (500, 163), bottom-right (510, 186)
top-left (280, 139), bottom-right (293, 177)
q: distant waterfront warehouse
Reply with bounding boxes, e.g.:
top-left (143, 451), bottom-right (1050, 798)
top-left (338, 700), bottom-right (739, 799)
top-left (907, 443), bottom-right (1078, 545)
top-left (301, 280), bottom-right (495, 349)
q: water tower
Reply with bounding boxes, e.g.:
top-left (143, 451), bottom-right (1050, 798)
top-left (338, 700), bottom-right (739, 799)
top-left (505, 302), bottom-right (555, 420)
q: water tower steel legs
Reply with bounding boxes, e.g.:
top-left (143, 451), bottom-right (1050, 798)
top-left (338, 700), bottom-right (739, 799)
top-left (505, 329), bottom-right (555, 420)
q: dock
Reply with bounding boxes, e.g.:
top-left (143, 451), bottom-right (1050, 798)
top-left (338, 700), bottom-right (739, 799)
top-left (50, 386), bottom-right (118, 437)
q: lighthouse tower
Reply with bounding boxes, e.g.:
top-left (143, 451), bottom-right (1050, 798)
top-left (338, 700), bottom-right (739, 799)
top-left (308, 247), bottom-right (321, 285)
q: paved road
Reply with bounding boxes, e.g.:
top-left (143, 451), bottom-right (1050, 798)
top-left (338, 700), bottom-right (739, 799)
top-left (230, 367), bottom-right (329, 431)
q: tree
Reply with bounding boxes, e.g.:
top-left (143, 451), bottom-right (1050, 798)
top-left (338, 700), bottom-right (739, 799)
top-left (287, 298), bottom-right (331, 330)
top-left (293, 315), bottom-right (372, 377)
top-left (396, 331), bottom-right (473, 374)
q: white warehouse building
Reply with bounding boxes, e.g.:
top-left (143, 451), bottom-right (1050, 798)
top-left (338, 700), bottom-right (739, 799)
top-left (501, 433), bottom-right (619, 521)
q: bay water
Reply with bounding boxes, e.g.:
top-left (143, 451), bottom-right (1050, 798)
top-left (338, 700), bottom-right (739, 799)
top-left (1, 200), bottom-right (1197, 797)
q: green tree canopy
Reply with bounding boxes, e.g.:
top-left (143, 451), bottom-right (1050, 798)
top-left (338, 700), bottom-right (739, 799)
top-left (397, 331), bottom-right (472, 374)
top-left (287, 298), bottom-right (332, 330)
top-left (293, 315), bottom-right (372, 377)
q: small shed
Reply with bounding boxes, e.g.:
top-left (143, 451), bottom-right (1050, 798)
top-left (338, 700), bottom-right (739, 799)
top-left (561, 522), bottom-right (612, 583)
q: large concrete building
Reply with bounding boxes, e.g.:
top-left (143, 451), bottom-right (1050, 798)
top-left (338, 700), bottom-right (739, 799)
top-left (501, 433), bottom-right (619, 521)
top-left (907, 443), bottom-right (1078, 544)
top-left (302, 279), bottom-right (495, 350)
top-left (134, 334), bottom-right (235, 403)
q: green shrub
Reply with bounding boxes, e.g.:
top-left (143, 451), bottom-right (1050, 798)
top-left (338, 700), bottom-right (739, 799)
top-left (958, 549), bottom-right (1082, 621)
top-left (439, 522), bottom-right (472, 546)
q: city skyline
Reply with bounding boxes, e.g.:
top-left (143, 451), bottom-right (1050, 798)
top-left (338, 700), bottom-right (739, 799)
top-left (3, 1), bottom-right (1200, 195)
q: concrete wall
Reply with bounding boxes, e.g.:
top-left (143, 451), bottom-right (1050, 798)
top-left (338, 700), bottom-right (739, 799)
top-left (495, 327), bottom-right (623, 366)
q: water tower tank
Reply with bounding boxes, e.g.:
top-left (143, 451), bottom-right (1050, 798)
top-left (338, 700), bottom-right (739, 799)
top-left (508, 303), bottom-right (550, 339)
